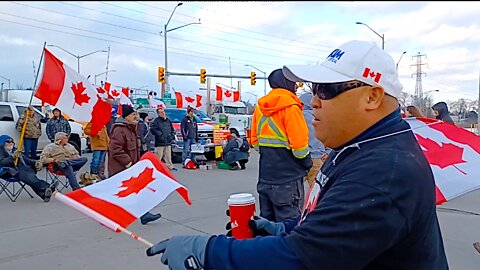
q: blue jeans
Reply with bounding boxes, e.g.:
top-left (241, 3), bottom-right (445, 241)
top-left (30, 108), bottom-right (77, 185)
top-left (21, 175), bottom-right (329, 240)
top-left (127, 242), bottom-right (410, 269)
top-left (23, 138), bottom-right (38, 160)
top-left (55, 157), bottom-right (88, 190)
top-left (90, 150), bottom-right (107, 174)
top-left (182, 139), bottom-right (195, 164)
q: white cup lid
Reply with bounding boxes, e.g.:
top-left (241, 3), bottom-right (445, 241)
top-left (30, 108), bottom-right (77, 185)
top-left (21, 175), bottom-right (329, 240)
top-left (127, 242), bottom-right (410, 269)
top-left (227, 193), bottom-right (256, 205)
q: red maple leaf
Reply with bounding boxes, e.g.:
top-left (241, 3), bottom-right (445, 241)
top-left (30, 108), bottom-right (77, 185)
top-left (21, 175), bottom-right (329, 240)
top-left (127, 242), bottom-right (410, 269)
top-left (71, 82), bottom-right (90, 106)
top-left (115, 168), bottom-right (157, 198)
top-left (415, 134), bottom-right (467, 175)
top-left (185, 96), bottom-right (195, 103)
top-left (224, 90), bottom-right (232, 98)
top-left (96, 87), bottom-right (106, 94)
top-left (111, 89), bottom-right (120, 98)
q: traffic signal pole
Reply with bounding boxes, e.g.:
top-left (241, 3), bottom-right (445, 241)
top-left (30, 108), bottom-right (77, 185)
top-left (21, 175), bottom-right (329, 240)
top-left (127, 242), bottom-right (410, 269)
top-left (168, 71), bottom-right (267, 80)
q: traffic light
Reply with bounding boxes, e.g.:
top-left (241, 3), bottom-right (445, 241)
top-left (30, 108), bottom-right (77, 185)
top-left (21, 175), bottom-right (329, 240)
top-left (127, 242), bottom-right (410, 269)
top-left (200, 69), bottom-right (206, 84)
top-left (250, 72), bottom-right (256, 86)
top-left (158, 67), bottom-right (165, 83)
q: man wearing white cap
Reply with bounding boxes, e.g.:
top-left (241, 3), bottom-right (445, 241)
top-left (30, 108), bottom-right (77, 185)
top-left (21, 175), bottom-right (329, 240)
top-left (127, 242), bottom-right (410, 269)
top-left (146, 40), bottom-right (449, 270)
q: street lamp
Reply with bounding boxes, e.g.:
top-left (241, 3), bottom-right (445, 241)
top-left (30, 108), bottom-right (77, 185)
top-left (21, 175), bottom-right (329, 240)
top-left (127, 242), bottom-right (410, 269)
top-left (356, 22), bottom-right (385, 50)
top-left (0, 75), bottom-right (10, 89)
top-left (95, 70), bottom-right (116, 85)
top-left (396, 51), bottom-right (406, 70)
top-left (245, 64), bottom-right (267, 96)
top-left (422, 89), bottom-right (440, 114)
top-left (47, 44), bottom-right (108, 74)
top-left (162, 3), bottom-right (201, 97)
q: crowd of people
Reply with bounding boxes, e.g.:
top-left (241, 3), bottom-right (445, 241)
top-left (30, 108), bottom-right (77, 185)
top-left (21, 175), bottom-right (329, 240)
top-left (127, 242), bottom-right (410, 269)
top-left (145, 40), bottom-right (449, 270)
top-left (2, 39), bottom-right (461, 269)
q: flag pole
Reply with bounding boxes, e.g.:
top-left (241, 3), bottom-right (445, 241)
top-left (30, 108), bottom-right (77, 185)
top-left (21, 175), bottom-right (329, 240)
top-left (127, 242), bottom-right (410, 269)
top-left (54, 191), bottom-right (153, 247)
top-left (15, 41), bottom-right (47, 166)
top-left (117, 227), bottom-right (153, 247)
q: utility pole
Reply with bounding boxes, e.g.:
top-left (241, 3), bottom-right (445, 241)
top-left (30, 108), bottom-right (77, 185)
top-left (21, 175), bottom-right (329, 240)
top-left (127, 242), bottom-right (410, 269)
top-left (105, 45), bottom-right (111, 82)
top-left (229, 57), bottom-right (233, 88)
top-left (32, 60), bottom-right (36, 89)
top-left (411, 53), bottom-right (427, 112)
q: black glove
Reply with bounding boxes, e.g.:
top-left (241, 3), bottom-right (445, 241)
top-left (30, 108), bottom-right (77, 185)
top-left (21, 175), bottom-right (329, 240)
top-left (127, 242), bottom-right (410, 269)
top-left (225, 210), bottom-right (285, 237)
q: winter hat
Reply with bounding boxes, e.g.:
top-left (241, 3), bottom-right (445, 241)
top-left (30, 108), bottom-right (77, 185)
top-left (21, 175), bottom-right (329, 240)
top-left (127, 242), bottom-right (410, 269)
top-left (0, 135), bottom-right (13, 147)
top-left (55, 132), bottom-right (68, 143)
top-left (187, 106), bottom-right (195, 113)
top-left (282, 40), bottom-right (403, 98)
top-left (52, 108), bottom-right (62, 114)
top-left (121, 104), bottom-right (135, 118)
top-left (268, 69), bottom-right (296, 93)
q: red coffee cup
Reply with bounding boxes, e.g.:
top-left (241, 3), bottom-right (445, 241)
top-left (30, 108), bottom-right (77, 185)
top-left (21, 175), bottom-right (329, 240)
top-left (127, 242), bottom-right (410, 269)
top-left (227, 193), bottom-right (256, 239)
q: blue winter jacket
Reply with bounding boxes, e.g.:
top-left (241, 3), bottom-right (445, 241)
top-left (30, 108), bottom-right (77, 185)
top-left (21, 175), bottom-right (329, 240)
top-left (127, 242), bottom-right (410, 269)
top-left (204, 109), bottom-right (449, 270)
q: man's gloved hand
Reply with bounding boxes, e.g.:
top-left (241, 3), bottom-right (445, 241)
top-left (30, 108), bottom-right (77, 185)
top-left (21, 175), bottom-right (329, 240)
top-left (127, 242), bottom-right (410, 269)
top-left (35, 161), bottom-right (43, 171)
top-left (146, 235), bottom-right (210, 270)
top-left (12, 150), bottom-right (22, 159)
top-left (225, 210), bottom-right (285, 237)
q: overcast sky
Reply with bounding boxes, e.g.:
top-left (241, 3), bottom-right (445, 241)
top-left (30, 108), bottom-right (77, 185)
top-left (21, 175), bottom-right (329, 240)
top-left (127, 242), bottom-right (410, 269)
top-left (0, 1), bottom-right (479, 104)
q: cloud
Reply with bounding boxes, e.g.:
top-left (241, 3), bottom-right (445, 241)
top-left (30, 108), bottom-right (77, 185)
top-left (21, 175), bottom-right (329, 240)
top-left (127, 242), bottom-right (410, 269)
top-left (0, 34), bottom-right (35, 46)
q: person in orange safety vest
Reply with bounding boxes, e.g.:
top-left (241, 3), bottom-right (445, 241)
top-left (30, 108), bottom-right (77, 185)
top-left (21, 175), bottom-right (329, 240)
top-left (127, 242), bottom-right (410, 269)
top-left (251, 68), bottom-right (312, 222)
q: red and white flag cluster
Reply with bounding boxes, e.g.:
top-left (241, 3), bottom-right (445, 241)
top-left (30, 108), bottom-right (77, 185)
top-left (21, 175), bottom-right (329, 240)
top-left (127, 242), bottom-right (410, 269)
top-left (216, 85), bottom-right (240, 102)
top-left (175, 92), bottom-right (203, 108)
top-left (55, 152), bottom-right (191, 231)
top-left (405, 117), bottom-right (480, 205)
top-left (35, 49), bottom-right (111, 136)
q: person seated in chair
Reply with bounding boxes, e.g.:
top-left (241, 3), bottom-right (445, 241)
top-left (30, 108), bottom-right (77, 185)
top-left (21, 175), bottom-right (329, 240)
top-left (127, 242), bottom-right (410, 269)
top-left (40, 132), bottom-right (87, 190)
top-left (0, 135), bottom-right (56, 202)
top-left (223, 128), bottom-right (249, 170)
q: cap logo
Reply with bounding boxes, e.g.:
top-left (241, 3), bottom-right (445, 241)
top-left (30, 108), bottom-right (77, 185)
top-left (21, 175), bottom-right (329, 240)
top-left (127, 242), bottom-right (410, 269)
top-left (326, 49), bottom-right (345, 63)
top-left (362, 67), bottom-right (382, 83)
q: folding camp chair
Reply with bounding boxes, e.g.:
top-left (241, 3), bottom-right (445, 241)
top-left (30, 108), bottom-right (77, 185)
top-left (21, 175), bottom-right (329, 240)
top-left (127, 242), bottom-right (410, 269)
top-left (45, 163), bottom-right (77, 192)
top-left (0, 167), bottom-right (35, 202)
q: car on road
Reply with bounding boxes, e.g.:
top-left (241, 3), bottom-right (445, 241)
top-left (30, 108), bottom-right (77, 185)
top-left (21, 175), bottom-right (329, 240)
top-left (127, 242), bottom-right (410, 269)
top-left (137, 107), bottom-right (217, 163)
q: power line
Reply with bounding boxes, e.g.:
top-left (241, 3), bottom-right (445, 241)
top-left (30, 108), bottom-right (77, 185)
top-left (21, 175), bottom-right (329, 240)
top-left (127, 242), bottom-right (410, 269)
top-left (58, 1), bottom-right (164, 27)
top-left (0, 18), bottom-right (283, 68)
top-left (7, 2), bottom-right (322, 63)
top-left (135, 1), bottom-right (335, 51)
top-left (98, 1), bottom-right (331, 58)
top-left (10, 1), bottom-right (159, 35)
top-left (1, 11), bottom-right (315, 64)
top-left (11, 2), bottom-right (327, 60)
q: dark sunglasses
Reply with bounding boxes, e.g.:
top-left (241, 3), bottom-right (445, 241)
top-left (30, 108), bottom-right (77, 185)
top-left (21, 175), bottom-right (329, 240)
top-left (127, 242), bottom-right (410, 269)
top-left (311, 80), bottom-right (372, 100)
top-left (5, 140), bottom-right (14, 143)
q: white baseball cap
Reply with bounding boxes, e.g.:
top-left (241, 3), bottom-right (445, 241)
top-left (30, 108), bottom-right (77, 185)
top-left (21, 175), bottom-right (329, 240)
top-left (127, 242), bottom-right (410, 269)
top-left (283, 40), bottom-right (403, 98)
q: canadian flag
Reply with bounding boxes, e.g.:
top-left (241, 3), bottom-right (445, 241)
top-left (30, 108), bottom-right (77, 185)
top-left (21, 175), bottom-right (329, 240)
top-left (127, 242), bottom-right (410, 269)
top-left (148, 92), bottom-right (165, 109)
top-left (55, 152), bottom-right (191, 231)
top-left (362, 67), bottom-right (382, 83)
top-left (35, 49), bottom-right (112, 136)
top-left (405, 117), bottom-right (480, 205)
top-left (216, 85), bottom-right (240, 102)
top-left (175, 92), bottom-right (203, 108)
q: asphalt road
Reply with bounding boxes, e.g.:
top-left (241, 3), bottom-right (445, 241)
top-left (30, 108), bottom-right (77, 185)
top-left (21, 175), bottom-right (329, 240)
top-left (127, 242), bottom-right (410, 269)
top-left (1, 151), bottom-right (479, 269)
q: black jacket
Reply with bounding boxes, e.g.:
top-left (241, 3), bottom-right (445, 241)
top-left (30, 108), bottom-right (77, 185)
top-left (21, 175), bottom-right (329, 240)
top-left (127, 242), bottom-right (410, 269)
top-left (0, 147), bottom-right (36, 177)
top-left (180, 115), bottom-right (198, 140)
top-left (205, 110), bottom-right (448, 270)
top-left (150, 117), bottom-right (175, 147)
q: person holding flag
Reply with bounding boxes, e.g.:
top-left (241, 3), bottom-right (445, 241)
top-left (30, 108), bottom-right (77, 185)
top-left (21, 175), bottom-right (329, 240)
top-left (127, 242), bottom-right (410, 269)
top-left (108, 104), bottom-right (162, 225)
top-left (146, 40), bottom-right (448, 269)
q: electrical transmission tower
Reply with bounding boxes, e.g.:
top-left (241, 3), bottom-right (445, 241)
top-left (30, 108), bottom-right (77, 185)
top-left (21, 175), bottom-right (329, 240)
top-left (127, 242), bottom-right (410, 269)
top-left (411, 53), bottom-right (427, 112)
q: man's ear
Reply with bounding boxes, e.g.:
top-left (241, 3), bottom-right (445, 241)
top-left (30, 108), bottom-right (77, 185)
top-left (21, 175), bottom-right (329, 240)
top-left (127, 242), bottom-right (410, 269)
top-left (365, 86), bottom-right (385, 110)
